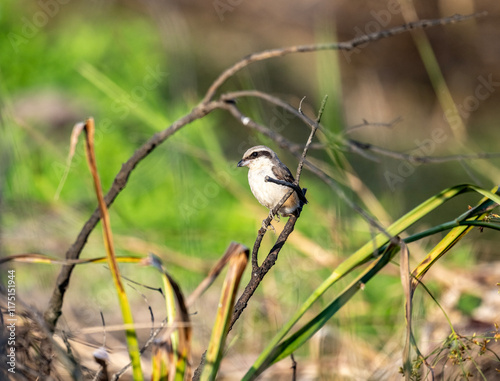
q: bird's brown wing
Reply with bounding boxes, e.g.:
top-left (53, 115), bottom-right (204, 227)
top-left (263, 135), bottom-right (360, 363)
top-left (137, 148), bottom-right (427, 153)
top-left (272, 163), bottom-right (295, 183)
top-left (272, 164), bottom-right (308, 205)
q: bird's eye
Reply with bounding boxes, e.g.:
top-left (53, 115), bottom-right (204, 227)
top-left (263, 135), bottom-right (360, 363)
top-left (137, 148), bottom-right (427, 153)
top-left (251, 152), bottom-right (258, 158)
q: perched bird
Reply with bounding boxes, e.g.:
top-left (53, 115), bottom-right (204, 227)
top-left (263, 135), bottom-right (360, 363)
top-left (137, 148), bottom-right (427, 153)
top-left (237, 145), bottom-right (307, 217)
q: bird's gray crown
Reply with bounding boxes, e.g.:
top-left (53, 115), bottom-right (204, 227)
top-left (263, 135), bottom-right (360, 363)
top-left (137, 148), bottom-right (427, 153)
top-left (242, 145), bottom-right (276, 161)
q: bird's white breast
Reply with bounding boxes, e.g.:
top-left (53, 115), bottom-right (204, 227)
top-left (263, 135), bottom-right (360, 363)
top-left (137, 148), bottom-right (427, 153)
top-left (248, 165), bottom-right (295, 212)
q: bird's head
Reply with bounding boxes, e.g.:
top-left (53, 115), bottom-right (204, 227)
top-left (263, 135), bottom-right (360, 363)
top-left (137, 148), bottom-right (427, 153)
top-left (237, 145), bottom-right (277, 170)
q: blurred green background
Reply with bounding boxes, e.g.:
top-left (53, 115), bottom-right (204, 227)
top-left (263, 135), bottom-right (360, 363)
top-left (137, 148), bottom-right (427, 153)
top-left (1, 0), bottom-right (499, 379)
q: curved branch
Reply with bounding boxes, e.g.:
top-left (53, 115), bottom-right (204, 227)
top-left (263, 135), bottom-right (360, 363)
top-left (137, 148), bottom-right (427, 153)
top-left (346, 139), bottom-right (500, 164)
top-left (43, 101), bottom-right (223, 331)
top-left (344, 117), bottom-right (403, 133)
top-left (223, 91), bottom-right (500, 165)
top-left (228, 97), bottom-right (322, 331)
top-left (203, 13), bottom-right (485, 103)
top-left (229, 213), bottom-right (299, 330)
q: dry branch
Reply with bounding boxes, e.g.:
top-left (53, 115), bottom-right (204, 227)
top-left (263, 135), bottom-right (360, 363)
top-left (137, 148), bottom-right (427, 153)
top-left (228, 97), bottom-right (324, 330)
top-left (43, 101), bottom-right (224, 331)
top-left (203, 13), bottom-right (486, 103)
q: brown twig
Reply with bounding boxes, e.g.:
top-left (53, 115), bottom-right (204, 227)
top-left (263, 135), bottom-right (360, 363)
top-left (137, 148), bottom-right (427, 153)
top-left (228, 97), bottom-right (323, 330)
top-left (223, 90), bottom-right (500, 165)
top-left (203, 13), bottom-right (486, 103)
top-left (347, 139), bottom-right (500, 164)
top-left (344, 116), bottom-right (403, 134)
top-left (296, 95), bottom-right (327, 182)
top-left (43, 101), bottom-right (224, 331)
top-left (230, 213), bottom-right (299, 330)
top-left (222, 97), bottom-right (393, 240)
top-left (221, 90), bottom-right (317, 137)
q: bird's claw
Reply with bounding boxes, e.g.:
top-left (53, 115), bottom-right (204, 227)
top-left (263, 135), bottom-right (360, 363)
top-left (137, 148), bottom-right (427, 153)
top-left (261, 219), bottom-right (276, 232)
top-left (268, 210), bottom-right (280, 222)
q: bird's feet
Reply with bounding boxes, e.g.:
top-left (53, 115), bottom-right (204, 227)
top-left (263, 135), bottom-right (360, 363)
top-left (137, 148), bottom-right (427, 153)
top-left (261, 219), bottom-right (276, 232)
top-left (268, 210), bottom-right (280, 223)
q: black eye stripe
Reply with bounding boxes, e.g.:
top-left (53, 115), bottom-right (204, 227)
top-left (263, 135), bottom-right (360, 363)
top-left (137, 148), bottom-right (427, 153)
top-left (247, 150), bottom-right (272, 160)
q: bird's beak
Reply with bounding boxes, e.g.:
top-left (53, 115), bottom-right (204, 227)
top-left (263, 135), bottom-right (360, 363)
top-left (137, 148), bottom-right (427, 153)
top-left (237, 159), bottom-right (249, 167)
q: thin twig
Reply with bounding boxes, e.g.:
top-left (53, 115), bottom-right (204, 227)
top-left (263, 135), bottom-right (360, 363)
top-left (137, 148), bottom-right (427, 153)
top-left (100, 311), bottom-right (106, 348)
top-left (296, 95), bottom-right (327, 183)
top-left (346, 139), bottom-right (500, 164)
top-left (264, 176), bottom-right (306, 202)
top-left (291, 353), bottom-right (297, 381)
top-left (229, 213), bottom-right (299, 330)
top-left (344, 116), bottom-right (403, 134)
top-left (259, 96), bottom-right (321, 231)
top-left (228, 98), bottom-right (324, 331)
top-left (218, 101), bottom-right (305, 153)
top-left (223, 90), bottom-right (500, 165)
top-left (221, 90), bottom-right (316, 132)
top-left (203, 13), bottom-right (486, 103)
top-left (43, 100), bottom-right (224, 332)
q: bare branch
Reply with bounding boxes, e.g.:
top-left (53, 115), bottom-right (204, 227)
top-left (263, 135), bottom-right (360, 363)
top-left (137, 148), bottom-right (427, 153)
top-left (346, 139), bottom-right (500, 164)
top-left (259, 97), bottom-right (321, 231)
top-left (228, 98), bottom-right (324, 332)
top-left (230, 213), bottom-right (299, 330)
top-left (296, 95), bottom-right (327, 183)
top-left (291, 354), bottom-right (297, 381)
top-left (43, 100), bottom-right (225, 332)
top-left (344, 117), bottom-right (403, 134)
top-left (203, 13), bottom-right (486, 103)
top-left (224, 91), bottom-right (500, 166)
top-left (218, 101), bottom-right (304, 153)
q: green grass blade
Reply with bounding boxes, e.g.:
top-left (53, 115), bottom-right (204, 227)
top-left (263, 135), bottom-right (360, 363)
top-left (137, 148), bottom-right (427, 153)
top-left (147, 254), bottom-right (192, 380)
top-left (151, 342), bottom-right (170, 381)
top-left (82, 118), bottom-right (143, 380)
top-left (79, 63), bottom-right (169, 129)
top-left (243, 241), bottom-right (401, 379)
top-left (200, 243), bottom-right (249, 381)
top-left (400, 242), bottom-right (413, 380)
top-left (243, 184), bottom-right (496, 378)
top-left (411, 185), bottom-right (499, 285)
top-left (161, 266), bottom-right (180, 380)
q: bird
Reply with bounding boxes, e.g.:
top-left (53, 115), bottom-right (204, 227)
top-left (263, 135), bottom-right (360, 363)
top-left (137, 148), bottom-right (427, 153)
top-left (237, 145), bottom-right (307, 217)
